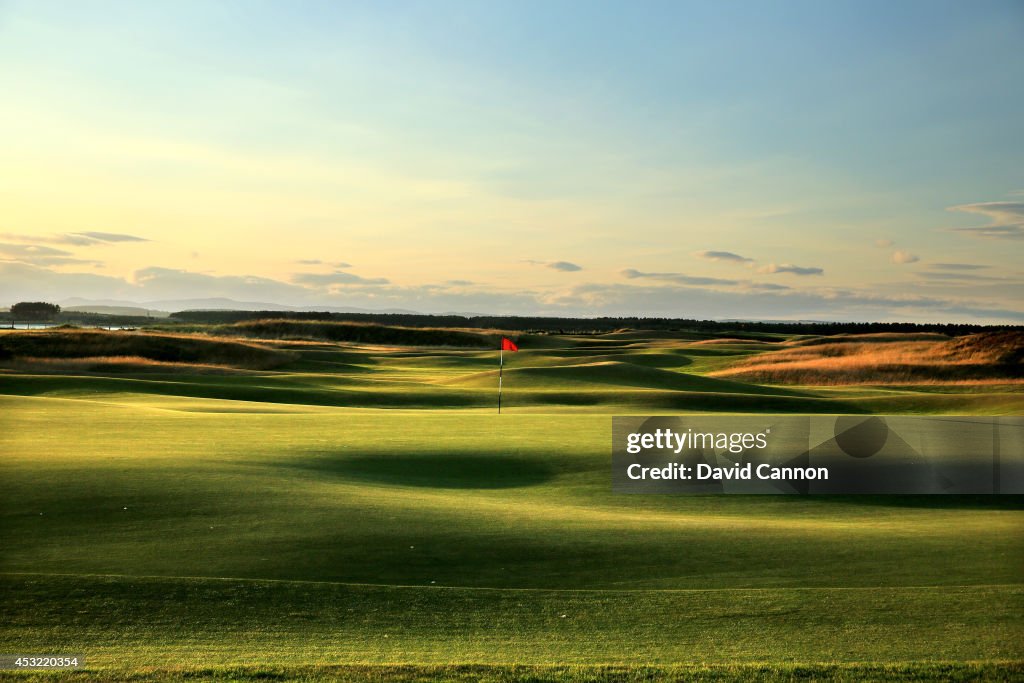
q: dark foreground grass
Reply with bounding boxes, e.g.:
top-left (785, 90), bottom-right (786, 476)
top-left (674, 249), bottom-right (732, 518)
top-left (2, 574), bottom-right (1021, 667)
top-left (2, 662), bottom-right (1022, 682)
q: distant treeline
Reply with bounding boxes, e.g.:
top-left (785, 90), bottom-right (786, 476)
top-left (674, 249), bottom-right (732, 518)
top-left (166, 310), bottom-right (1021, 337)
top-left (0, 311), bottom-right (155, 327)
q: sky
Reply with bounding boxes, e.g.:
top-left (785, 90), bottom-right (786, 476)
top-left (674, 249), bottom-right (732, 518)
top-left (1, 0), bottom-right (1022, 321)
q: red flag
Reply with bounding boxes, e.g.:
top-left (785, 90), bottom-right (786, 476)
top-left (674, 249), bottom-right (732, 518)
top-left (501, 337), bottom-right (518, 352)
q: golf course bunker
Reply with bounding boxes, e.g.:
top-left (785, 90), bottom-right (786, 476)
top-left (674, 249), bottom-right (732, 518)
top-left (294, 453), bottom-right (557, 489)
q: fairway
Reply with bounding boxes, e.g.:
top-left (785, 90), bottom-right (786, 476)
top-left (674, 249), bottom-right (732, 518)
top-left (1, 330), bottom-right (1022, 680)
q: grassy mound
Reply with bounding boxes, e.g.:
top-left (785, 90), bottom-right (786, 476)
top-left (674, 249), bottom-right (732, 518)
top-left (787, 332), bottom-right (953, 346)
top-left (0, 329), bottom-right (292, 370)
top-left (210, 319), bottom-right (498, 348)
top-left (442, 360), bottom-right (802, 395)
top-left (712, 331), bottom-right (1024, 385)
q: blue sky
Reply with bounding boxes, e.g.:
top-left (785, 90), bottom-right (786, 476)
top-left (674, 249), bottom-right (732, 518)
top-left (1, 0), bottom-right (1022, 320)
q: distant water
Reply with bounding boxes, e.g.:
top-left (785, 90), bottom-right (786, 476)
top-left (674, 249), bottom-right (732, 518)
top-left (2, 323), bottom-right (136, 330)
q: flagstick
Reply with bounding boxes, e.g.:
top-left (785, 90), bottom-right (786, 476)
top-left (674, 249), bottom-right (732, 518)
top-left (498, 346), bottom-right (503, 414)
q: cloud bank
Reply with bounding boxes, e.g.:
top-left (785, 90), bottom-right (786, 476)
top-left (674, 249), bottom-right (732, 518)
top-left (1, 261), bottom-right (1020, 324)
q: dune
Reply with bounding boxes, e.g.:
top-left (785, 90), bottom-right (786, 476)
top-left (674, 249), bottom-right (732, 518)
top-left (0, 328), bottom-right (293, 370)
top-left (712, 331), bottom-right (1024, 385)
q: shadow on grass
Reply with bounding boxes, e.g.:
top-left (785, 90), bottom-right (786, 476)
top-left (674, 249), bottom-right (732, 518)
top-left (10, 663), bottom-right (1022, 681)
top-left (773, 494), bottom-right (1024, 510)
top-left (281, 452), bottom-right (557, 489)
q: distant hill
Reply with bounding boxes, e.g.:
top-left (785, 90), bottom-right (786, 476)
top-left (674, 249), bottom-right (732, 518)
top-left (63, 305), bottom-right (171, 318)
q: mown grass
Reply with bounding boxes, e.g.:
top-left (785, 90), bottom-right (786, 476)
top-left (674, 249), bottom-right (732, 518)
top-left (3, 662), bottom-right (1022, 682)
top-left (2, 573), bottom-right (1022, 668)
top-left (9, 400), bottom-right (1022, 590)
top-left (1, 327), bottom-right (1022, 680)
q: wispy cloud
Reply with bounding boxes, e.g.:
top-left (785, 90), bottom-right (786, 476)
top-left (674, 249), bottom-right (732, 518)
top-left (10, 256), bottom-right (104, 267)
top-left (915, 272), bottom-right (1008, 282)
top-left (928, 263), bottom-right (989, 270)
top-left (891, 250), bottom-right (919, 264)
top-left (76, 232), bottom-right (148, 243)
top-left (744, 282), bottom-right (791, 291)
top-left (0, 233), bottom-right (94, 247)
top-left (0, 242), bottom-right (104, 267)
top-left (757, 263), bottom-right (824, 276)
top-left (296, 259), bottom-right (353, 268)
top-left (620, 269), bottom-right (738, 286)
top-left (291, 271), bottom-right (389, 286)
top-left (620, 269), bottom-right (794, 291)
top-left (947, 201), bottom-right (1024, 240)
top-left (0, 232), bottom-right (148, 245)
top-left (0, 243), bottom-right (73, 258)
top-left (693, 250), bottom-right (753, 264)
top-left (526, 259), bottom-right (583, 272)
top-left (874, 239), bottom-right (894, 248)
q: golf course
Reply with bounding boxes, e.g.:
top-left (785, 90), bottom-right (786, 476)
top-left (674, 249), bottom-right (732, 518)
top-left (2, 323), bottom-right (1022, 681)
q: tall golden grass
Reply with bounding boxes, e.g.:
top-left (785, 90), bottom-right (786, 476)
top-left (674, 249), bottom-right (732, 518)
top-left (711, 332), bottom-right (1024, 385)
top-left (687, 338), bottom-right (779, 346)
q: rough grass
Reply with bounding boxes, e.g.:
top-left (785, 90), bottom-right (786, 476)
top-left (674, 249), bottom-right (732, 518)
top-left (0, 329), bottom-right (292, 370)
top-left (787, 332), bottom-right (954, 345)
top-left (713, 331), bottom-right (1024, 385)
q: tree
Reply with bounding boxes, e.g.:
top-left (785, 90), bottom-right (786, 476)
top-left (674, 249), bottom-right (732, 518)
top-left (11, 301), bottom-right (61, 321)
